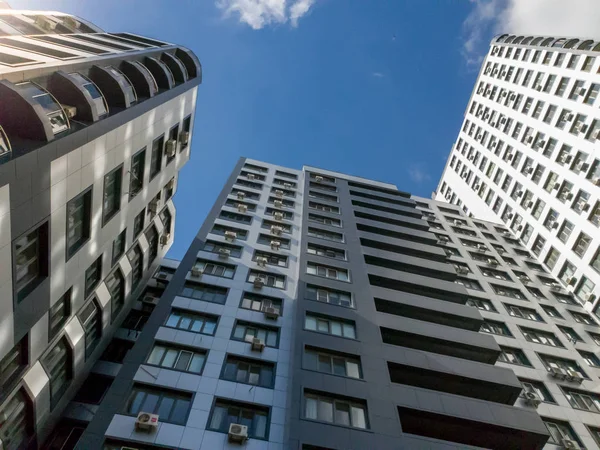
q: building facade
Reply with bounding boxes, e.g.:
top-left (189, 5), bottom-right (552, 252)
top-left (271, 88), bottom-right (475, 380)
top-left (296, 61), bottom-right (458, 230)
top-left (435, 34), bottom-right (600, 317)
top-left (0, 6), bottom-right (201, 449)
top-left (75, 157), bottom-right (600, 449)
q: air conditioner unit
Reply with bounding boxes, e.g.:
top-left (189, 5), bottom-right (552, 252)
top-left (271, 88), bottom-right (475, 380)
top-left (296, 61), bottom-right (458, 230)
top-left (487, 259), bottom-right (498, 266)
top-left (506, 154), bottom-right (513, 161)
top-left (551, 221), bottom-right (559, 229)
top-left (477, 244), bottom-right (487, 251)
top-left (247, 173), bottom-right (256, 180)
top-left (500, 117), bottom-right (507, 124)
top-left (579, 163), bottom-right (590, 172)
top-left (563, 155), bottom-right (573, 164)
top-left (553, 182), bottom-right (560, 190)
top-left (527, 201), bottom-right (534, 208)
top-left (142, 295), bottom-right (159, 307)
top-left (274, 212), bottom-right (284, 221)
top-left (566, 369), bottom-right (583, 383)
top-left (191, 267), bottom-right (203, 277)
top-left (584, 293), bottom-right (597, 303)
top-left (565, 192), bottom-right (574, 200)
top-left (251, 337), bottom-right (265, 351)
top-left (224, 231), bottom-right (237, 241)
top-left (525, 167), bottom-right (533, 174)
top-left (566, 277), bottom-right (577, 286)
top-left (228, 423), bottom-right (249, 443)
top-left (565, 113), bottom-right (574, 121)
top-left (274, 199), bottom-right (283, 208)
top-left (270, 225), bottom-right (283, 235)
top-left (135, 412), bottom-right (159, 432)
top-left (517, 224), bottom-right (523, 231)
top-left (179, 131), bottom-right (190, 145)
top-left (164, 139), bottom-right (177, 157)
top-left (253, 277), bottom-right (265, 289)
top-left (456, 266), bottom-right (469, 275)
top-left (501, 71), bottom-right (507, 77)
top-left (237, 204), bottom-right (247, 213)
top-left (535, 85), bottom-right (542, 91)
top-left (491, 48), bottom-right (498, 55)
top-left (468, 155), bottom-right (475, 161)
top-left (284, 183), bottom-right (293, 188)
top-left (560, 438), bottom-right (581, 450)
top-left (166, 179), bottom-right (175, 190)
top-left (578, 88), bottom-right (587, 96)
top-left (594, 178), bottom-right (600, 187)
top-left (270, 240), bottom-right (281, 250)
top-left (315, 175), bottom-right (324, 182)
top-left (486, 89), bottom-right (492, 95)
top-left (526, 136), bottom-right (533, 144)
top-left (257, 257), bottom-right (268, 267)
top-left (509, 94), bottom-right (516, 100)
top-left (537, 140), bottom-right (546, 148)
top-left (516, 190), bottom-right (523, 197)
top-left (160, 233), bottom-right (170, 246)
top-left (275, 190), bottom-right (284, 198)
top-left (523, 391), bottom-right (541, 408)
top-left (580, 124), bottom-right (589, 133)
top-left (35, 16), bottom-right (57, 31)
top-left (474, 184), bottom-right (481, 190)
top-left (484, 113), bottom-right (490, 119)
top-left (493, 69), bottom-right (498, 75)
top-left (236, 191), bottom-right (245, 200)
top-left (62, 105), bottom-right (77, 119)
top-left (507, 213), bottom-right (514, 219)
top-left (549, 366), bottom-right (568, 379)
top-left (582, 203), bottom-right (591, 211)
top-left (148, 199), bottom-right (159, 214)
top-left (218, 248), bottom-right (231, 258)
top-left (263, 306), bottom-right (280, 320)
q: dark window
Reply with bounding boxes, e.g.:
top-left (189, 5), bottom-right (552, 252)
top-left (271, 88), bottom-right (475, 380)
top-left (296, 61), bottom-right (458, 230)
top-left (73, 373), bottom-right (112, 405)
top-left (232, 321), bottom-right (279, 348)
top-left (106, 268), bottom-right (125, 321)
top-left (304, 347), bottom-right (362, 379)
top-left (0, 337), bottom-right (28, 401)
top-left (42, 418), bottom-right (86, 450)
top-left (497, 346), bottom-right (532, 366)
top-left (165, 310), bottom-right (218, 335)
top-left (520, 327), bottom-right (564, 347)
top-left (1, 37), bottom-right (78, 58)
top-left (579, 350), bottom-right (600, 367)
top-left (159, 207), bottom-right (172, 233)
top-left (66, 188), bottom-right (92, 259)
top-left (208, 399), bottom-right (269, 439)
top-left (306, 243), bottom-right (345, 260)
top-left (539, 354), bottom-right (588, 379)
top-left (275, 170), bottom-right (297, 179)
top-left (84, 256), bottom-right (102, 299)
top-left (304, 390), bottom-right (368, 429)
top-left (480, 320), bottom-right (512, 336)
top-left (193, 259), bottom-right (236, 278)
top-left (541, 305), bottom-right (563, 319)
top-left (179, 282), bottom-right (228, 304)
top-left (466, 297), bottom-right (497, 312)
top-left (133, 209), bottom-right (145, 239)
top-left (203, 240), bottom-right (242, 258)
top-left (305, 285), bottom-right (353, 308)
top-left (562, 387), bottom-right (600, 413)
top-left (240, 292), bottom-right (282, 315)
top-left (0, 390), bottom-right (31, 450)
top-left (305, 313), bottom-right (356, 339)
top-left (129, 148), bottom-right (146, 200)
top-left (219, 210), bottom-right (252, 224)
top-left (307, 227), bottom-right (343, 242)
top-left (102, 165), bottom-right (122, 225)
top-left (181, 115), bottom-right (192, 149)
top-left (124, 385), bottom-right (192, 425)
top-left (504, 304), bottom-right (544, 322)
top-left (49, 289), bottom-right (71, 339)
top-left (543, 418), bottom-right (582, 446)
top-left (253, 250), bottom-right (288, 267)
top-left (519, 379), bottom-right (555, 403)
top-left (14, 221), bottom-right (49, 302)
top-left (41, 338), bottom-right (72, 409)
top-left (147, 343), bottom-right (206, 374)
top-left (79, 300), bottom-right (101, 359)
top-left (145, 225), bottom-right (159, 266)
top-left (222, 355), bottom-right (274, 388)
top-left (101, 338), bottom-right (134, 363)
top-left (557, 326), bottom-right (583, 343)
top-left (111, 229), bottom-right (126, 266)
top-left (257, 233), bottom-right (291, 249)
top-left (127, 245), bottom-right (143, 291)
top-left (247, 270), bottom-right (285, 289)
top-left (121, 309), bottom-right (150, 333)
top-left (149, 135), bottom-right (164, 179)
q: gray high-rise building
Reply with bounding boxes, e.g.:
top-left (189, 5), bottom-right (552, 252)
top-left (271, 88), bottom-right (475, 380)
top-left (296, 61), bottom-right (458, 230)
top-left (72, 158), bottom-right (600, 450)
top-left (0, 5), bottom-right (201, 449)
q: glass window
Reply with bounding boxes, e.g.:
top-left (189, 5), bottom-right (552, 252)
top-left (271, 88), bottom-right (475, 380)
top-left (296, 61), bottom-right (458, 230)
top-left (306, 262), bottom-right (349, 281)
top-left (208, 400), bottom-right (269, 439)
top-left (106, 268), bottom-right (125, 321)
top-left (304, 391), bottom-right (368, 429)
top-left (165, 309), bottom-right (217, 335)
top-left (49, 289), bottom-right (71, 339)
top-left (305, 314), bottom-right (356, 339)
top-left (145, 225), bottom-right (159, 266)
top-left (84, 256), bottom-right (102, 299)
top-left (111, 229), bottom-right (126, 266)
top-left (66, 188), bottom-right (92, 259)
top-left (129, 148), bottom-right (146, 200)
top-left (179, 282), bottom-right (228, 304)
top-left (14, 81), bottom-right (69, 134)
top-left (147, 343), bottom-right (206, 374)
top-left (543, 419), bottom-right (581, 446)
top-left (41, 338), bottom-right (71, 409)
top-left (69, 72), bottom-right (108, 118)
top-left (497, 346), bottom-right (531, 366)
top-left (102, 165), bottom-right (122, 225)
top-left (127, 245), bottom-right (143, 291)
top-left (149, 135), bottom-right (164, 179)
top-left (304, 347), bottom-right (362, 379)
top-left (240, 292), bottom-right (282, 315)
top-left (247, 270), bottom-right (285, 289)
top-left (222, 356), bottom-right (274, 388)
top-left (0, 391), bottom-right (31, 450)
top-left (125, 385), bottom-right (192, 425)
top-left (14, 222), bottom-right (49, 302)
top-left (79, 300), bottom-right (101, 359)
top-left (0, 337), bottom-right (28, 396)
top-left (305, 285), bottom-right (353, 308)
top-left (133, 208), bottom-right (145, 239)
top-left (232, 321), bottom-right (279, 348)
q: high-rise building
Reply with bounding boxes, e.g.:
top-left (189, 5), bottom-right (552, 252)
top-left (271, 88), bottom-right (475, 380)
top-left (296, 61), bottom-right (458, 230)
top-left (73, 157), bottom-right (600, 449)
top-left (435, 34), bottom-right (600, 317)
top-left (0, 6), bottom-right (201, 449)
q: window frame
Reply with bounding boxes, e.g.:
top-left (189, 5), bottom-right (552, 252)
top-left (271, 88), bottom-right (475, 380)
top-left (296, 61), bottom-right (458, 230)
top-left (13, 220), bottom-right (49, 302)
top-left (66, 186), bottom-right (92, 260)
top-left (101, 164), bottom-right (123, 226)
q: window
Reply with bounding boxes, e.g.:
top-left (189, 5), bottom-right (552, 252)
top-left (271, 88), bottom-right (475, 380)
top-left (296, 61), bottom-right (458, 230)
top-left (497, 346), bottom-right (531, 366)
top-left (101, 338), bottom-right (134, 364)
top-left (306, 262), bottom-right (349, 281)
top-left (543, 419), bottom-right (581, 446)
top-left (558, 325), bottom-right (582, 343)
top-left (559, 261), bottom-right (576, 285)
top-left (557, 220), bottom-right (574, 244)
top-left (106, 268), bottom-right (125, 321)
top-left (14, 222), bottom-right (49, 302)
top-left (307, 243), bottom-right (345, 261)
top-left (554, 293), bottom-right (579, 306)
top-left (466, 297), bottom-right (497, 312)
top-left (41, 338), bottom-right (71, 409)
top-left (563, 388), bottom-right (600, 413)
top-left (480, 267), bottom-right (511, 281)
top-left (542, 305), bottom-right (563, 320)
top-left (165, 309), bottom-right (217, 335)
top-left (244, 163), bottom-right (268, 173)
top-left (219, 210), bottom-right (252, 224)
top-left (275, 169), bottom-right (297, 179)
top-left (575, 277), bottom-right (596, 303)
top-left (305, 285), bottom-right (353, 308)
top-left (225, 198), bottom-right (257, 212)
top-left (84, 256), bottom-right (102, 299)
top-left (133, 208), bottom-right (145, 239)
top-left (240, 292), bottom-right (282, 315)
top-left (308, 213), bottom-right (342, 227)
top-left (505, 304), bottom-right (543, 322)
top-left (491, 284), bottom-right (526, 300)
top-left (252, 250), bottom-right (287, 268)
top-left (309, 190), bottom-right (338, 202)
top-left (129, 148), bottom-right (146, 200)
top-left (480, 320), bottom-right (512, 337)
top-left (540, 355), bottom-right (587, 379)
top-left (520, 379), bottom-right (555, 403)
top-left (222, 355), bottom-right (274, 388)
top-left (102, 165), bottom-right (122, 225)
top-left (579, 350), bottom-right (600, 367)
top-left (454, 278), bottom-right (483, 291)
top-left (0, 390), bottom-right (31, 450)
top-left (258, 232), bottom-right (292, 249)
top-left (232, 188), bottom-right (260, 201)
top-left (147, 343), bottom-right (206, 374)
top-left (125, 385), bottom-right (191, 425)
top-left (127, 244), bottom-right (143, 291)
top-left (66, 188), bottom-right (92, 259)
top-left (304, 347), bottom-right (362, 379)
top-left (192, 259), bottom-right (235, 278)
top-left (305, 313), bottom-right (356, 339)
top-left (179, 282), bottom-right (228, 304)
top-left (0, 337), bottom-right (28, 401)
top-left (111, 229), bottom-right (126, 266)
top-left (307, 227), bottom-right (343, 242)
top-left (79, 300), bottom-right (101, 359)
top-left (309, 201), bottom-right (340, 214)
top-left (544, 247), bottom-right (560, 270)
top-left (588, 332), bottom-right (600, 346)
top-left (211, 224), bottom-right (248, 241)
top-left (203, 240), bottom-right (242, 257)
top-left (149, 135), bottom-right (163, 179)
top-left (570, 310), bottom-right (597, 326)
top-left (209, 400), bottom-right (269, 439)
top-left (247, 270), bottom-right (285, 289)
top-left (49, 290), bottom-right (71, 340)
top-left (304, 391), bottom-right (368, 429)
top-left (232, 321), bottom-right (279, 348)
top-left (520, 327), bottom-right (563, 347)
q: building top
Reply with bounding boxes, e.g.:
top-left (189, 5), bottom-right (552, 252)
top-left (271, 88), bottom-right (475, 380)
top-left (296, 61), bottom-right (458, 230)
top-left (493, 34), bottom-right (600, 52)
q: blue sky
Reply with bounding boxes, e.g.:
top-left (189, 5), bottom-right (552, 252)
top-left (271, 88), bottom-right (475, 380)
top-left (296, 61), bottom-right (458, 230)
top-left (13, 0), bottom-right (503, 259)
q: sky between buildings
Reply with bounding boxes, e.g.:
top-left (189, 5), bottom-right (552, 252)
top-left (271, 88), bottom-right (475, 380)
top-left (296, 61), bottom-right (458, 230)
top-left (10, 0), bottom-right (600, 259)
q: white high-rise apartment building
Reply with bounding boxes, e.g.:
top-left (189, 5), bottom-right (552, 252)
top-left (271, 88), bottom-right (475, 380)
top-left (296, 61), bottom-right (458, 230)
top-left (436, 34), bottom-right (600, 317)
top-left (0, 5), bottom-right (201, 449)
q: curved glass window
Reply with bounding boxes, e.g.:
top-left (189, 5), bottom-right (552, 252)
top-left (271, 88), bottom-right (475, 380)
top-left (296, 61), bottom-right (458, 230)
top-left (147, 56), bottom-right (174, 87)
top-left (14, 81), bottom-right (69, 135)
top-left (530, 37), bottom-right (543, 45)
top-left (540, 38), bottom-right (553, 47)
top-left (578, 40), bottom-right (594, 50)
top-left (564, 39), bottom-right (579, 49)
top-left (504, 35), bottom-right (515, 43)
top-left (69, 73), bottom-right (108, 118)
top-left (0, 126), bottom-right (11, 156)
top-left (128, 60), bottom-right (158, 96)
top-left (553, 38), bottom-right (566, 48)
top-left (512, 36), bottom-right (524, 44)
top-left (106, 66), bottom-right (137, 103)
top-left (521, 37), bottom-right (533, 45)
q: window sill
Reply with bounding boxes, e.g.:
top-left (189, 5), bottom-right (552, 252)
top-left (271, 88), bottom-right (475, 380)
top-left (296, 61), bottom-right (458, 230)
top-left (305, 297), bottom-right (355, 310)
top-left (303, 329), bottom-right (358, 341)
top-left (207, 428), bottom-right (269, 441)
top-left (231, 338), bottom-right (279, 350)
top-left (300, 418), bottom-right (372, 433)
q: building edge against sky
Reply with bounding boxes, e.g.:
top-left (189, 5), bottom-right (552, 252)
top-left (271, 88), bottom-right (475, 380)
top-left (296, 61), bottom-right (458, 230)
top-left (70, 156), bottom-right (600, 449)
top-left (435, 33), bottom-right (600, 318)
top-left (0, 5), bottom-right (201, 449)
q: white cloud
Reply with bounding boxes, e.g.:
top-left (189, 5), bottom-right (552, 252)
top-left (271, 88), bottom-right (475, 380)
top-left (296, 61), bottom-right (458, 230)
top-left (371, 72), bottom-right (384, 78)
top-left (462, 0), bottom-right (600, 66)
top-left (217, 0), bottom-right (316, 29)
top-left (408, 165), bottom-right (432, 183)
